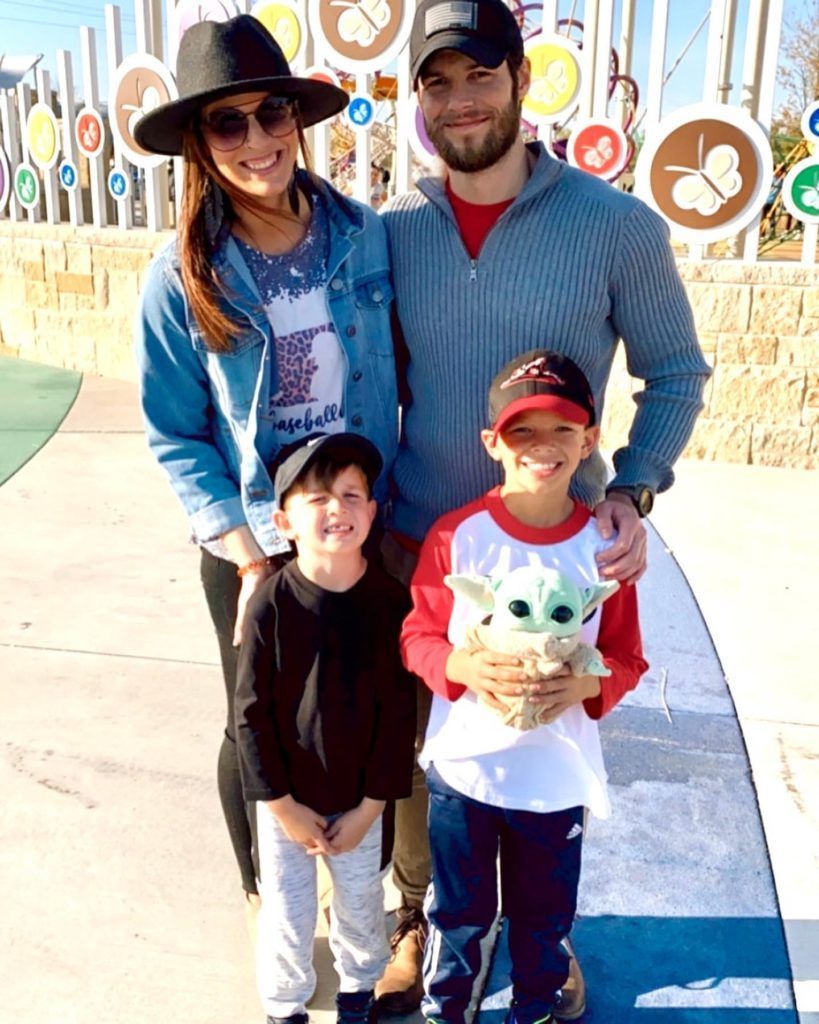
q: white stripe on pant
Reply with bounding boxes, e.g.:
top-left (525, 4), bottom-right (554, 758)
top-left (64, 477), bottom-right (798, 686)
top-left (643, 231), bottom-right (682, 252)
top-left (255, 802), bottom-right (390, 1018)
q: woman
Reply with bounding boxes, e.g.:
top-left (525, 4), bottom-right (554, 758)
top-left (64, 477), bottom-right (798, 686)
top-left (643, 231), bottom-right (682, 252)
top-left (133, 15), bottom-right (398, 915)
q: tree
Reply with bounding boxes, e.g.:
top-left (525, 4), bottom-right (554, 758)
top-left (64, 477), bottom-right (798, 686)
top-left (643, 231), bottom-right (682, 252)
top-left (772, 1), bottom-right (819, 137)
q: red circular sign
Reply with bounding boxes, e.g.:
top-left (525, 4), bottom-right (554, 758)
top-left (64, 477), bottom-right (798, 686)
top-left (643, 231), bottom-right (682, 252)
top-left (568, 120), bottom-right (628, 179)
top-left (75, 108), bottom-right (105, 159)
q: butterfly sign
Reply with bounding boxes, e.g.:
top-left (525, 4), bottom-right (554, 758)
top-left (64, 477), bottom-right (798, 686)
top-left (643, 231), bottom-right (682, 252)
top-left (782, 158), bottom-right (819, 225)
top-left (309, 0), bottom-right (411, 74)
top-left (59, 160), bottom-right (79, 192)
top-left (522, 35), bottom-right (581, 125)
top-left (634, 102), bottom-right (773, 245)
top-left (402, 93), bottom-right (437, 168)
top-left (75, 107), bottom-right (106, 159)
top-left (108, 167), bottom-right (131, 202)
top-left (251, 0), bottom-right (307, 68)
top-left (664, 135), bottom-right (742, 216)
top-left (109, 54), bottom-right (179, 169)
top-left (14, 163), bottom-right (40, 210)
top-left (567, 119), bottom-right (629, 180)
top-left (347, 93), bottom-right (375, 130)
top-left (0, 148), bottom-right (10, 214)
top-left (27, 104), bottom-right (60, 170)
top-left (168, 0), bottom-right (239, 72)
top-left (800, 101), bottom-right (819, 146)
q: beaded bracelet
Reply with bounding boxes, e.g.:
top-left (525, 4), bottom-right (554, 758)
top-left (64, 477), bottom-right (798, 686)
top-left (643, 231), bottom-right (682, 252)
top-left (236, 555), bottom-right (279, 578)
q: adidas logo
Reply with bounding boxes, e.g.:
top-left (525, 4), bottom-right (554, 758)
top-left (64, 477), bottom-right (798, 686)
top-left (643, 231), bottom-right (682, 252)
top-left (566, 823), bottom-right (583, 840)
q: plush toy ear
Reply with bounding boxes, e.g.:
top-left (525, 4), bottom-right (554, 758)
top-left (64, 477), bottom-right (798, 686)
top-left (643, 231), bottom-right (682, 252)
top-left (444, 574), bottom-right (496, 612)
top-left (582, 580), bottom-right (620, 619)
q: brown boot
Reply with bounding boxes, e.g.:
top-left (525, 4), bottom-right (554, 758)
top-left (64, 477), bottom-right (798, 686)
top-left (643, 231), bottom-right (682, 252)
top-left (374, 905), bottom-right (427, 1015)
top-left (552, 936), bottom-right (586, 1021)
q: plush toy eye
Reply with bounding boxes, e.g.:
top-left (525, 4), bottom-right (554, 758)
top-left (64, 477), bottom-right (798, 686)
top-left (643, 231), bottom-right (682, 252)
top-left (508, 600), bottom-right (531, 618)
top-left (551, 605), bottom-right (574, 624)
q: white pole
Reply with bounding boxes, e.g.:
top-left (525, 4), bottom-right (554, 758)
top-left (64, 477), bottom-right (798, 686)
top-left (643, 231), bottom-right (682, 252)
top-left (644, 0), bottom-right (669, 130)
top-left (34, 68), bottom-right (61, 225)
top-left (57, 49), bottom-right (85, 227)
top-left (741, 0), bottom-right (783, 262)
top-left (0, 91), bottom-right (24, 221)
top-left (135, 0), bottom-right (169, 231)
top-left (592, 0), bottom-right (615, 117)
top-left (105, 4), bottom-right (134, 229)
top-left (354, 72), bottom-right (370, 204)
top-left (717, 0), bottom-right (739, 103)
top-left (702, 0), bottom-right (729, 102)
top-left (80, 26), bottom-right (108, 228)
top-left (395, 43), bottom-right (411, 194)
top-left (15, 82), bottom-right (40, 223)
top-left (580, 0), bottom-right (599, 119)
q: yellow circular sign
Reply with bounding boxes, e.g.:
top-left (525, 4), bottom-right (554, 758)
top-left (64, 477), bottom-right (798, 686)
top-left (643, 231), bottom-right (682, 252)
top-left (523, 37), bottom-right (581, 123)
top-left (253, 2), bottom-right (303, 65)
top-left (28, 105), bottom-right (59, 169)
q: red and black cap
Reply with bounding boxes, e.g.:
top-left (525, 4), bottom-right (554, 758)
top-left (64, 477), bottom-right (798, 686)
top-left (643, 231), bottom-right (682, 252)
top-left (410, 0), bottom-right (524, 86)
top-left (489, 350), bottom-right (596, 436)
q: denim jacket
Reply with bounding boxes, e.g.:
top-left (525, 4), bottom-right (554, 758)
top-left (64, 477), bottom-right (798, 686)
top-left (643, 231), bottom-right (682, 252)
top-left (135, 178), bottom-right (398, 555)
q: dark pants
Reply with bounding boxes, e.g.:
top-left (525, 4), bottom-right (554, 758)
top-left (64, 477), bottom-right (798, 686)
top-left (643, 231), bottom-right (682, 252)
top-left (423, 766), bottom-right (583, 1024)
top-left (199, 548), bottom-right (258, 895)
top-left (379, 532), bottom-right (431, 909)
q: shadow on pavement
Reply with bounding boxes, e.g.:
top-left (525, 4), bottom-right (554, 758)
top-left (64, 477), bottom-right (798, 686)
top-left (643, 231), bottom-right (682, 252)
top-left (479, 915), bottom-right (796, 1022)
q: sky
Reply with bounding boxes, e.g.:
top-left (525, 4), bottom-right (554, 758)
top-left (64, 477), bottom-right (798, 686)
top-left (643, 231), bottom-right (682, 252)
top-left (0, 0), bottom-right (811, 120)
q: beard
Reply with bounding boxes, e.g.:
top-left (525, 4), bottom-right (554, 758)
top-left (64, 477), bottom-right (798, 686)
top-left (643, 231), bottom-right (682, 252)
top-left (424, 86), bottom-right (522, 174)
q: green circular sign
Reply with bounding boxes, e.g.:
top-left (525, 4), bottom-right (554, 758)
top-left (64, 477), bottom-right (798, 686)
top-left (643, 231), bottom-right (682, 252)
top-left (782, 158), bottom-right (819, 224)
top-left (14, 163), bottom-right (39, 209)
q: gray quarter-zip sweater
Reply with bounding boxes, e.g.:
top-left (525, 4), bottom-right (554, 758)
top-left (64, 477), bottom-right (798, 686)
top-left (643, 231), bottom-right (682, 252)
top-left (382, 142), bottom-right (710, 543)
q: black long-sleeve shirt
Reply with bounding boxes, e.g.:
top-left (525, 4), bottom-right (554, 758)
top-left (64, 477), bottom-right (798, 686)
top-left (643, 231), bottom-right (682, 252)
top-left (235, 560), bottom-right (416, 815)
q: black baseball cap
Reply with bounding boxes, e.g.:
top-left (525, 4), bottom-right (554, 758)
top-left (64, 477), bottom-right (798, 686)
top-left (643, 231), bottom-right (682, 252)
top-left (410, 0), bottom-right (524, 85)
top-left (272, 433), bottom-right (383, 506)
top-left (489, 350), bottom-right (596, 437)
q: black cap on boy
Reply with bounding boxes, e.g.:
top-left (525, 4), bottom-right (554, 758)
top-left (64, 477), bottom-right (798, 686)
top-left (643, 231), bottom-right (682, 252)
top-left (272, 433), bottom-right (383, 507)
top-left (488, 350), bottom-right (596, 437)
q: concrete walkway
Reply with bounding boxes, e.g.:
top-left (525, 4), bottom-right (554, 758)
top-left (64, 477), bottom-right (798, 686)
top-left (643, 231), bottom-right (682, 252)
top-left (0, 372), bottom-right (815, 1024)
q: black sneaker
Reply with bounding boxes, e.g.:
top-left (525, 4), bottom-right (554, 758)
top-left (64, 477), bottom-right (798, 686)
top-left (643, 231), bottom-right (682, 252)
top-left (267, 1015), bottom-right (308, 1024)
top-left (336, 989), bottom-right (376, 1024)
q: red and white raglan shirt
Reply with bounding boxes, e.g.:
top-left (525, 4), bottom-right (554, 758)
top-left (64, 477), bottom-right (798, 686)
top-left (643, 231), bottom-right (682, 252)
top-left (401, 488), bottom-right (648, 819)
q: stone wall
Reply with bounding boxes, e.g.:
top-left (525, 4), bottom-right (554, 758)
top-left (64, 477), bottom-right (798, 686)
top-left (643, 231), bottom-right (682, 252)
top-left (0, 221), bottom-right (171, 380)
top-left (600, 261), bottom-right (818, 470)
top-left (1, 220), bottom-right (816, 469)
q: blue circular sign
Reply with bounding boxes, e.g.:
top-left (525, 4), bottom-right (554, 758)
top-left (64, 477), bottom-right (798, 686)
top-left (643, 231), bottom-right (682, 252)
top-left (59, 160), bottom-right (78, 191)
top-left (347, 94), bottom-right (375, 130)
top-left (801, 101), bottom-right (819, 143)
top-left (809, 109), bottom-right (819, 139)
top-left (108, 168), bottom-right (129, 200)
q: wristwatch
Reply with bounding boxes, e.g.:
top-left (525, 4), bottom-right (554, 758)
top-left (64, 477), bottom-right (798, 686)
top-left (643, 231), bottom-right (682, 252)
top-left (606, 485), bottom-right (655, 518)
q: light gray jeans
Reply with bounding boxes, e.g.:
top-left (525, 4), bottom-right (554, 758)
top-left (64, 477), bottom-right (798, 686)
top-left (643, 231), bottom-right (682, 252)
top-left (255, 804), bottom-right (390, 1017)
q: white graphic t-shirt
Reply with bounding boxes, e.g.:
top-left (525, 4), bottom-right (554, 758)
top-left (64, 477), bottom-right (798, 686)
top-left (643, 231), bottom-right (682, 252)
top-left (236, 195), bottom-right (346, 449)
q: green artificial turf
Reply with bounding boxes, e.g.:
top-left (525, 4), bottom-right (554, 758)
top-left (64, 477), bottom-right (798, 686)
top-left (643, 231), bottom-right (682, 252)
top-left (0, 357), bottom-right (81, 486)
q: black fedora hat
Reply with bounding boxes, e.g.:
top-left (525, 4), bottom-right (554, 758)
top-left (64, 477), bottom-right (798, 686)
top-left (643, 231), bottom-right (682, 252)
top-left (134, 15), bottom-right (349, 156)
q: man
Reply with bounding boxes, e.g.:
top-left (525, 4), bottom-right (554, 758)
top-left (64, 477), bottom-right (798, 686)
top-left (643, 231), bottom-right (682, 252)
top-left (377, 0), bottom-right (711, 1017)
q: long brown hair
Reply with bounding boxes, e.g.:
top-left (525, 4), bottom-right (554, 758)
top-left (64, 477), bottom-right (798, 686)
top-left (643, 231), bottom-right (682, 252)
top-left (178, 115), bottom-right (316, 353)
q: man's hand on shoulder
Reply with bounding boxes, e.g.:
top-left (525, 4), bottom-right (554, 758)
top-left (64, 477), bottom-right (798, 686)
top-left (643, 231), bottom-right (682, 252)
top-left (594, 493), bottom-right (647, 585)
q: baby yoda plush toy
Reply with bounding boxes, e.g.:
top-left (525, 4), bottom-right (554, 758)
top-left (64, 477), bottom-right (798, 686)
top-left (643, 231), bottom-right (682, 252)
top-left (446, 565), bottom-right (620, 731)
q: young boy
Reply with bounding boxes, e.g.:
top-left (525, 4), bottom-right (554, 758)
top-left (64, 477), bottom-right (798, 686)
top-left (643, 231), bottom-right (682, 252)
top-left (235, 432), bottom-right (416, 1024)
top-left (401, 352), bottom-right (648, 1024)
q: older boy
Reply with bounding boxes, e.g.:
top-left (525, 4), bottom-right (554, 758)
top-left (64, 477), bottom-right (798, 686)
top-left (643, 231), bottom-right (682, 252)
top-left (401, 352), bottom-right (648, 1024)
top-left (236, 433), bottom-right (416, 1024)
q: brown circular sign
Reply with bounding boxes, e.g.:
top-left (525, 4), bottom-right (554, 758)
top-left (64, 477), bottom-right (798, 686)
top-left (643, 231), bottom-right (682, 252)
top-left (635, 103), bottom-right (773, 243)
top-left (108, 54), bottom-right (178, 167)
top-left (309, 0), bottom-right (409, 73)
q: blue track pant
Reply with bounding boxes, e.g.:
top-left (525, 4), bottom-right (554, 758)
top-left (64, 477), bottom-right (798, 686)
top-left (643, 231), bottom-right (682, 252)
top-left (422, 765), bottom-right (584, 1024)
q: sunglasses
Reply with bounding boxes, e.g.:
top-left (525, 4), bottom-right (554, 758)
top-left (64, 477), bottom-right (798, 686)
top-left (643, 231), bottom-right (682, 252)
top-left (200, 97), bottom-right (297, 152)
